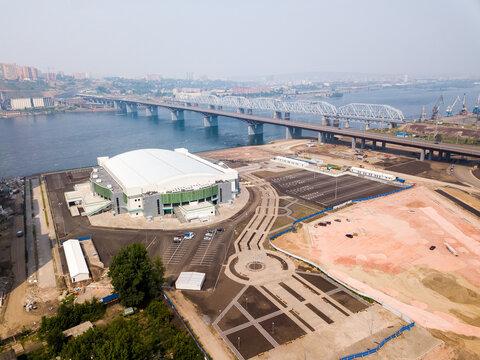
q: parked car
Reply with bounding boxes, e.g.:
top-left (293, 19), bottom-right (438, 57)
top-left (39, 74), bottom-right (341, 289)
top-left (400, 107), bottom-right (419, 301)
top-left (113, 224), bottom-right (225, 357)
top-left (184, 232), bottom-right (195, 240)
top-left (217, 228), bottom-right (224, 232)
top-left (173, 234), bottom-right (184, 243)
top-left (16, 230), bottom-right (24, 237)
top-left (345, 234), bottom-right (354, 238)
top-left (317, 222), bottom-right (327, 227)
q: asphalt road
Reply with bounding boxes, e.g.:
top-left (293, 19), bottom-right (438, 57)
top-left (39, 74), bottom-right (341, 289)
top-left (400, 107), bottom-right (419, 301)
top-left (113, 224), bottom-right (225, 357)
top-left (44, 170), bottom-right (260, 290)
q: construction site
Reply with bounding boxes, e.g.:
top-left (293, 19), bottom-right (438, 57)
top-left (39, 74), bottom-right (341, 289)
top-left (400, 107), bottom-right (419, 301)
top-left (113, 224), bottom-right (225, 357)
top-left (1, 135), bottom-right (480, 359)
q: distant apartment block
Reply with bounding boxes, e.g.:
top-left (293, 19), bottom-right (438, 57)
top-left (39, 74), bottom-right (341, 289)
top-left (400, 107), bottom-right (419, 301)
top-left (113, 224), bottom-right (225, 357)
top-left (10, 97), bottom-right (54, 110)
top-left (0, 63), bottom-right (39, 80)
top-left (72, 72), bottom-right (91, 80)
top-left (10, 98), bottom-right (32, 110)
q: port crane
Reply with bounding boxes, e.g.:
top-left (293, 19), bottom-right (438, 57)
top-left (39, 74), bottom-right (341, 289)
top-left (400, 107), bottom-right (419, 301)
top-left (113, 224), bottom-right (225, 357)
top-left (445, 96), bottom-right (460, 117)
top-left (418, 105), bottom-right (427, 122)
top-left (430, 95), bottom-right (443, 120)
top-left (472, 95), bottom-right (480, 115)
top-left (458, 93), bottom-right (468, 115)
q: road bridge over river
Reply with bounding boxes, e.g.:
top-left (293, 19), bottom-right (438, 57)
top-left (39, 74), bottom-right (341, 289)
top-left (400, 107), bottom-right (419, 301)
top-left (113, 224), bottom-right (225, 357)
top-left (79, 94), bottom-right (480, 161)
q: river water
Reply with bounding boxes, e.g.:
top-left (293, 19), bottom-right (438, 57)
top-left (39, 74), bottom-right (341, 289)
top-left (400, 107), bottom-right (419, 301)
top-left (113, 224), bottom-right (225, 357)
top-left (1, 85), bottom-right (479, 178)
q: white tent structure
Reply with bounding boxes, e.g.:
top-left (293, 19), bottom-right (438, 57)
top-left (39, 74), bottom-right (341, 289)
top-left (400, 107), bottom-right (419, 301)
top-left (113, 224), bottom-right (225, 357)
top-left (175, 272), bottom-right (206, 291)
top-left (63, 239), bottom-right (89, 283)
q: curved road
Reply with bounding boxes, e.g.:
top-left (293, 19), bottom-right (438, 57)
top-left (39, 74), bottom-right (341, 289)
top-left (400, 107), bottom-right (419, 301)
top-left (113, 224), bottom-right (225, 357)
top-left (452, 165), bottom-right (480, 189)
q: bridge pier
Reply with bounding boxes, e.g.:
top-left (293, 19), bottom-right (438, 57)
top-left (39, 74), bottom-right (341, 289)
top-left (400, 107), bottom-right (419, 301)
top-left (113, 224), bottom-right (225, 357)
top-left (218, 106), bottom-right (223, 110)
top-left (351, 137), bottom-right (356, 149)
top-left (344, 120), bottom-right (350, 129)
top-left (274, 111), bottom-right (282, 119)
top-left (361, 138), bottom-right (365, 149)
top-left (372, 140), bottom-right (377, 150)
top-left (113, 100), bottom-right (121, 110)
top-left (125, 103), bottom-right (138, 114)
top-left (237, 108), bottom-right (245, 114)
top-left (285, 112), bottom-right (290, 120)
top-left (321, 116), bottom-right (330, 126)
top-left (420, 149), bottom-right (425, 161)
top-left (145, 106), bottom-right (158, 117)
top-left (381, 141), bottom-right (386, 150)
top-left (318, 131), bottom-right (327, 143)
top-left (365, 122), bottom-right (370, 131)
top-left (389, 122), bottom-right (396, 129)
top-left (170, 110), bottom-right (184, 121)
top-left (247, 108), bottom-right (253, 115)
top-left (204, 115), bottom-right (218, 127)
top-left (248, 123), bottom-right (263, 136)
top-left (208, 105), bottom-right (215, 110)
top-left (286, 127), bottom-right (301, 139)
top-left (428, 149), bottom-right (433, 160)
top-left (333, 118), bottom-right (340, 127)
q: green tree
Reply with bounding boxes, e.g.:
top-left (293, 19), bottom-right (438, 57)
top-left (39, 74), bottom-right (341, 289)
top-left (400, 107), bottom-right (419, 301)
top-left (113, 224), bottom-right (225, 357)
top-left (108, 243), bottom-right (165, 307)
top-left (434, 133), bottom-right (443, 142)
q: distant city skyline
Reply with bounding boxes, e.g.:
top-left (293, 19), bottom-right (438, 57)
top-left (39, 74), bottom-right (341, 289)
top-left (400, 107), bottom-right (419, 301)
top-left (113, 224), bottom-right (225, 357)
top-left (2, 0), bottom-right (480, 80)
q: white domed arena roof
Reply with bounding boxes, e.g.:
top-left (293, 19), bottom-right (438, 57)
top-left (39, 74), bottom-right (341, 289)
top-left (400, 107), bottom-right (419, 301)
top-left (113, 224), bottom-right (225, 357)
top-left (101, 148), bottom-right (236, 196)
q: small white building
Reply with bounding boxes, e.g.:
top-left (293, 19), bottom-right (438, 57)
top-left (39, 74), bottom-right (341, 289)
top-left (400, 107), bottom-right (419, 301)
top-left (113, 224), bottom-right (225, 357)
top-left (271, 156), bottom-right (309, 168)
top-left (63, 239), bottom-right (90, 283)
top-left (350, 167), bottom-right (396, 181)
top-left (175, 272), bottom-right (206, 291)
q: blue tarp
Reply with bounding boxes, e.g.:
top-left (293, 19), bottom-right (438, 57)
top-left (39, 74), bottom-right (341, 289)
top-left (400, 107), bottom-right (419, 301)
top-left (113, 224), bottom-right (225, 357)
top-left (101, 293), bottom-right (119, 304)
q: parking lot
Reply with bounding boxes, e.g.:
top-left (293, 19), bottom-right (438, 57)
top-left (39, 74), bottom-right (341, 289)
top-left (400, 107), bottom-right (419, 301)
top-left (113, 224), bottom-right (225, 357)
top-left (44, 170), bottom-right (255, 290)
top-left (269, 170), bottom-right (399, 208)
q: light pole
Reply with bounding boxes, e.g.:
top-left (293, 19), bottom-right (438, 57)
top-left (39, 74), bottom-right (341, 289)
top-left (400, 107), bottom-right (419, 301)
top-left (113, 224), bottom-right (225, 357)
top-left (245, 297), bottom-right (248, 311)
top-left (58, 202), bottom-right (66, 237)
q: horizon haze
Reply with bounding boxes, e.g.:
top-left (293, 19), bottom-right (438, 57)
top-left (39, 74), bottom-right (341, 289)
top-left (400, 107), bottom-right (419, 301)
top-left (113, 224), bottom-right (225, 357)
top-left (1, 0), bottom-right (480, 80)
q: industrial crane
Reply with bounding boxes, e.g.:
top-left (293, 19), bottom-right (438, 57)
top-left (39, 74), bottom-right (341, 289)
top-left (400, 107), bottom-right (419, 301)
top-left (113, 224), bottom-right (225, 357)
top-left (418, 105), bottom-right (426, 122)
top-left (458, 93), bottom-right (468, 115)
top-left (430, 95), bottom-right (443, 120)
top-left (472, 95), bottom-right (480, 115)
top-left (445, 96), bottom-right (460, 117)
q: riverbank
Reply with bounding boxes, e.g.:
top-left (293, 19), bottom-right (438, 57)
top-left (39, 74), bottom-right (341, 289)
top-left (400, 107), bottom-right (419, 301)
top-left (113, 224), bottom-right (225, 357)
top-left (0, 106), bottom-right (116, 119)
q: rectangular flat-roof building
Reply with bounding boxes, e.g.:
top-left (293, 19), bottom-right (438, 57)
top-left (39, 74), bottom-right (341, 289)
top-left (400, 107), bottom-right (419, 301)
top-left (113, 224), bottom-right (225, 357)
top-left (175, 272), bottom-right (206, 291)
top-left (63, 239), bottom-right (89, 283)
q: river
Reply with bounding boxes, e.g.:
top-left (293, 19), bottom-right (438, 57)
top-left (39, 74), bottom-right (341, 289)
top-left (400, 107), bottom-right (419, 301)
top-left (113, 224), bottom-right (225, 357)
top-left (1, 85), bottom-right (479, 178)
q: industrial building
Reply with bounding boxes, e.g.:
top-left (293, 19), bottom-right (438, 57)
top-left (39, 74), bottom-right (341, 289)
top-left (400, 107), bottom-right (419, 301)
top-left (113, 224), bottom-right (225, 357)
top-left (63, 239), bottom-right (90, 283)
top-left (83, 148), bottom-right (238, 220)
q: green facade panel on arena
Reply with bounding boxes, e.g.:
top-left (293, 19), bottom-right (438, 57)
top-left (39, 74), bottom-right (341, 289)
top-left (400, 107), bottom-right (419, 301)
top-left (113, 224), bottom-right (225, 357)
top-left (123, 193), bottom-right (128, 203)
top-left (93, 182), bottom-right (112, 199)
top-left (161, 185), bottom-right (218, 205)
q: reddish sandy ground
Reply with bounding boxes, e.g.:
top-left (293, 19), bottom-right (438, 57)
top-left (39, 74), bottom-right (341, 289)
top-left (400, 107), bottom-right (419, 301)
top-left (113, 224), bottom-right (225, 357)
top-left (274, 185), bottom-right (480, 339)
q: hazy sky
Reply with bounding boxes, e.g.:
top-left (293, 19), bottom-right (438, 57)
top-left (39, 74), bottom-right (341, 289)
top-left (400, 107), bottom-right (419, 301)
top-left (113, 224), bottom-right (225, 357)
top-left (2, 0), bottom-right (480, 79)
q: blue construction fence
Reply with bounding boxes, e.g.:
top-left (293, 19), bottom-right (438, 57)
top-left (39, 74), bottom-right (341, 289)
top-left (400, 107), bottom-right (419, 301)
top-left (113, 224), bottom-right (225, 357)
top-left (162, 291), bottom-right (211, 360)
top-left (339, 322), bottom-right (415, 360)
top-left (270, 184), bottom-right (415, 241)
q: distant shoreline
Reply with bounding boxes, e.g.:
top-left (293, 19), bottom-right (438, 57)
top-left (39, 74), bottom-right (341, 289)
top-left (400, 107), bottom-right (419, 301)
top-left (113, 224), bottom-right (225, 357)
top-left (0, 107), bottom-right (116, 119)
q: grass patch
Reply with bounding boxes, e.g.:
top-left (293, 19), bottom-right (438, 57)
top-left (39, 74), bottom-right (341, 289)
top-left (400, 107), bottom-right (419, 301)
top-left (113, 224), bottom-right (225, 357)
top-left (271, 216), bottom-right (294, 231)
top-left (321, 163), bottom-right (342, 170)
top-left (289, 203), bottom-right (322, 220)
top-left (278, 198), bottom-right (294, 207)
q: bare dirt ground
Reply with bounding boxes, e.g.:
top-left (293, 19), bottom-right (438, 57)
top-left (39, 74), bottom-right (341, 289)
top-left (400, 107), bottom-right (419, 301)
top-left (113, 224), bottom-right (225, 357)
top-left (273, 185), bottom-right (480, 357)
